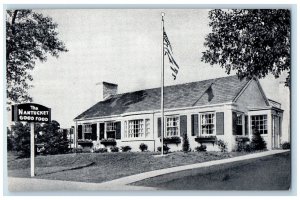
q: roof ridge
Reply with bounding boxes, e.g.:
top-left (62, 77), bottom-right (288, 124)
top-left (112, 75), bottom-right (238, 97)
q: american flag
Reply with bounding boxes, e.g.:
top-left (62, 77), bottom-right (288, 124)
top-left (163, 28), bottom-right (179, 80)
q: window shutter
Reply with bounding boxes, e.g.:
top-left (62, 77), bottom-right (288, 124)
top-left (78, 125), bottom-right (82, 139)
top-left (245, 115), bottom-right (249, 135)
top-left (232, 112), bottom-right (237, 135)
top-left (216, 112), bottom-right (224, 135)
top-left (180, 115), bottom-right (187, 137)
top-left (157, 117), bottom-right (161, 138)
top-left (99, 123), bottom-right (105, 139)
top-left (91, 124), bottom-right (97, 140)
top-left (191, 114), bottom-right (199, 136)
top-left (115, 122), bottom-right (121, 139)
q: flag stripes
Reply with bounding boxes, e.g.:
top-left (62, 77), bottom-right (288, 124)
top-left (163, 28), bottom-right (179, 80)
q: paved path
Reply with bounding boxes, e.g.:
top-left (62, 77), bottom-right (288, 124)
top-left (98, 150), bottom-right (290, 187)
top-left (7, 150), bottom-right (289, 192)
top-left (8, 177), bottom-right (157, 192)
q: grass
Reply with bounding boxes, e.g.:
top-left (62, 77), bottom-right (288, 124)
top-left (132, 152), bottom-right (291, 190)
top-left (8, 151), bottom-right (250, 183)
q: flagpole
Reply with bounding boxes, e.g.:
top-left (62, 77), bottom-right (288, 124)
top-left (161, 12), bottom-right (165, 156)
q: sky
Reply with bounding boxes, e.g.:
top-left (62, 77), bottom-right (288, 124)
top-left (14, 9), bottom-right (289, 132)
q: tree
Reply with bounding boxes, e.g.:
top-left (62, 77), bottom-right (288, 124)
top-left (6, 10), bottom-right (68, 106)
top-left (7, 127), bottom-right (14, 151)
top-left (182, 133), bottom-right (190, 153)
top-left (38, 120), bottom-right (69, 155)
top-left (250, 125), bottom-right (267, 151)
top-left (202, 9), bottom-right (290, 87)
top-left (11, 122), bottom-right (31, 157)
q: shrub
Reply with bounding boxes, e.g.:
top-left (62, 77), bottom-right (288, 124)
top-left (281, 142), bottom-right (290, 149)
top-left (182, 133), bottom-right (190, 153)
top-left (72, 145), bottom-right (83, 153)
top-left (121, 146), bottom-right (132, 152)
top-left (250, 126), bottom-right (266, 151)
top-left (94, 148), bottom-right (108, 153)
top-left (236, 140), bottom-right (252, 152)
top-left (157, 145), bottom-right (170, 153)
top-left (110, 146), bottom-right (119, 152)
top-left (217, 139), bottom-right (228, 152)
top-left (195, 145), bottom-right (207, 152)
top-left (139, 143), bottom-right (148, 152)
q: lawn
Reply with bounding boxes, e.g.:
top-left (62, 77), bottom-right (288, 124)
top-left (8, 151), bottom-right (249, 183)
top-left (132, 152), bottom-right (291, 190)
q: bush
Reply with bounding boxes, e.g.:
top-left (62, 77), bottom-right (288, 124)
top-left (250, 127), bottom-right (266, 151)
top-left (72, 146), bottom-right (83, 153)
top-left (217, 139), bottom-right (228, 152)
top-left (139, 143), bottom-right (148, 152)
top-left (121, 146), bottom-right (132, 152)
top-left (236, 140), bottom-right (250, 152)
top-left (195, 145), bottom-right (207, 152)
top-left (182, 133), bottom-right (190, 153)
top-left (281, 142), bottom-right (290, 149)
top-left (94, 148), bottom-right (108, 153)
top-left (110, 146), bottom-right (119, 152)
top-left (157, 145), bottom-right (170, 153)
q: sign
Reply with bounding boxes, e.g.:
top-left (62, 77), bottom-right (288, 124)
top-left (12, 103), bottom-right (51, 123)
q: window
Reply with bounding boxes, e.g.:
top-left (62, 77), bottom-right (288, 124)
top-left (106, 122), bottom-right (116, 131)
top-left (200, 113), bottom-right (215, 135)
top-left (236, 114), bottom-right (243, 135)
top-left (128, 119), bottom-right (144, 138)
top-left (124, 121), bottom-right (127, 138)
top-left (83, 124), bottom-right (92, 133)
top-left (166, 116), bottom-right (179, 136)
top-left (251, 115), bottom-right (268, 135)
top-left (145, 119), bottom-right (150, 138)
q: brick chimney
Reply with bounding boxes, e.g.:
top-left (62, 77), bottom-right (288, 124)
top-left (96, 82), bottom-right (118, 100)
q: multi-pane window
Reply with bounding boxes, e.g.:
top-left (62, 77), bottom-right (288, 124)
top-left (145, 119), bottom-right (150, 138)
top-left (251, 115), bottom-right (268, 135)
top-left (83, 124), bottom-right (92, 133)
top-left (236, 114), bottom-right (243, 135)
top-left (166, 116), bottom-right (179, 137)
top-left (128, 119), bottom-right (144, 138)
top-left (200, 113), bottom-right (215, 135)
top-left (106, 122), bottom-right (116, 131)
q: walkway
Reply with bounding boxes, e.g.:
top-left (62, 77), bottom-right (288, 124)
top-left (98, 150), bottom-right (289, 187)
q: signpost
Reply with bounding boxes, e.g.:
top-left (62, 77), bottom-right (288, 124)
top-left (12, 103), bottom-right (51, 177)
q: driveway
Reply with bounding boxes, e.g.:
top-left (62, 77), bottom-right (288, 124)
top-left (132, 151), bottom-right (291, 190)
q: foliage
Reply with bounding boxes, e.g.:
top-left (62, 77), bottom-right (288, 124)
top-left (121, 146), bottom-right (132, 152)
top-left (182, 133), bottom-right (190, 153)
top-left (195, 145), bottom-right (207, 152)
top-left (202, 9), bottom-right (291, 87)
top-left (250, 127), bottom-right (267, 151)
top-left (162, 136), bottom-right (181, 144)
top-left (7, 127), bottom-right (14, 151)
top-left (195, 135), bottom-right (217, 144)
top-left (94, 148), bottom-right (108, 153)
top-left (72, 146), bottom-right (83, 153)
top-left (37, 120), bottom-right (70, 155)
top-left (100, 138), bottom-right (117, 146)
top-left (236, 140), bottom-right (251, 152)
top-left (281, 142), bottom-right (290, 150)
top-left (10, 122), bottom-right (31, 157)
top-left (139, 143), bottom-right (148, 152)
top-left (6, 10), bottom-right (68, 106)
top-left (217, 139), bottom-right (228, 152)
top-left (110, 146), bottom-right (119, 152)
top-left (157, 145), bottom-right (170, 154)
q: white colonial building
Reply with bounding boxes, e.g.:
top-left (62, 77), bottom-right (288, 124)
top-left (74, 75), bottom-right (284, 152)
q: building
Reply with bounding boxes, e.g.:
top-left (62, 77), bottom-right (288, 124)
top-left (74, 75), bottom-right (284, 152)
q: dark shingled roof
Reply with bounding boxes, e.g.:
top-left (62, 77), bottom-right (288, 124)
top-left (75, 75), bottom-right (250, 120)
